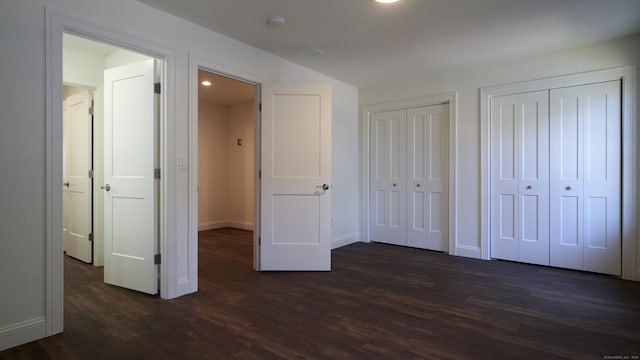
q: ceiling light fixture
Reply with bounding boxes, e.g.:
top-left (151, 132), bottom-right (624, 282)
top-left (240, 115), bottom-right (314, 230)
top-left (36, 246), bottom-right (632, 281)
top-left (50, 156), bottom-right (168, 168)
top-left (201, 80), bottom-right (212, 86)
top-left (374, 0), bottom-right (399, 3)
top-left (267, 15), bottom-right (286, 27)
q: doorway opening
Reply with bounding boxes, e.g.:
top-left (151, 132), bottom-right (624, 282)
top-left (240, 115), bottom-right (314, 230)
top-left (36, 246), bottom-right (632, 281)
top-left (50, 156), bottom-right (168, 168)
top-left (197, 69), bottom-right (257, 267)
top-left (62, 32), bottom-right (163, 294)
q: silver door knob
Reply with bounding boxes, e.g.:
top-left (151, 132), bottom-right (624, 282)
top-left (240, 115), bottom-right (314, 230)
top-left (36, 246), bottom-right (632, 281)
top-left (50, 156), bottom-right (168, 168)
top-left (416, 184), bottom-right (421, 187)
top-left (63, 182), bottom-right (70, 187)
top-left (392, 183), bottom-right (397, 187)
top-left (526, 185), bottom-right (532, 190)
top-left (101, 184), bottom-right (111, 191)
top-left (565, 186), bottom-right (571, 190)
top-left (317, 184), bottom-right (329, 191)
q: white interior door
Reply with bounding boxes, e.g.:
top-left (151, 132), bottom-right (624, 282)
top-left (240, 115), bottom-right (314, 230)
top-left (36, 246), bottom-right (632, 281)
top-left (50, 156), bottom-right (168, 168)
top-left (406, 105), bottom-right (449, 251)
top-left (103, 59), bottom-right (158, 293)
top-left (550, 81), bottom-right (621, 275)
top-left (369, 109), bottom-right (407, 246)
top-left (491, 91), bottom-right (549, 265)
top-left (63, 90), bottom-right (93, 263)
top-left (260, 83), bottom-right (331, 271)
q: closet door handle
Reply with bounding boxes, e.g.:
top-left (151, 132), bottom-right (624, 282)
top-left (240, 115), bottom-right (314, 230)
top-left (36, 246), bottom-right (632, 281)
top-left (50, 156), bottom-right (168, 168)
top-left (101, 184), bottom-right (111, 192)
top-left (63, 182), bottom-right (70, 187)
top-left (317, 184), bottom-right (329, 191)
top-left (565, 186), bottom-right (571, 191)
top-left (416, 184), bottom-right (421, 188)
top-left (392, 183), bottom-right (397, 187)
top-left (526, 185), bottom-right (532, 190)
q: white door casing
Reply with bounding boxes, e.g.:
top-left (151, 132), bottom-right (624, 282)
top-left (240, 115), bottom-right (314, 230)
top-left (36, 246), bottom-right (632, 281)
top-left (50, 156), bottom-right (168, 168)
top-left (550, 81), bottom-right (621, 275)
top-left (103, 59), bottom-right (158, 294)
top-left (63, 90), bottom-right (93, 263)
top-left (490, 91), bottom-right (549, 265)
top-left (407, 105), bottom-right (449, 251)
top-left (260, 83), bottom-right (332, 271)
top-left (370, 109), bottom-right (407, 246)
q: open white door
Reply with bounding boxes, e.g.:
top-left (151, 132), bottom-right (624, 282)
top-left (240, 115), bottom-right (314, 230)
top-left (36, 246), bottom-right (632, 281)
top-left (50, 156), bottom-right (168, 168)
top-left (103, 59), bottom-right (158, 294)
top-left (260, 83), bottom-right (331, 271)
top-left (63, 90), bottom-right (93, 263)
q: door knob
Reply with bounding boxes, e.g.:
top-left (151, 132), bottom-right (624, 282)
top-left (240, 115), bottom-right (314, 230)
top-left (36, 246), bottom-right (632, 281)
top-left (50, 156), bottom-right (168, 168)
top-left (101, 184), bottom-right (111, 191)
top-left (416, 184), bottom-right (421, 188)
top-left (526, 185), bottom-right (532, 190)
top-left (565, 186), bottom-right (571, 190)
top-left (321, 184), bottom-right (329, 191)
top-left (63, 182), bottom-right (70, 187)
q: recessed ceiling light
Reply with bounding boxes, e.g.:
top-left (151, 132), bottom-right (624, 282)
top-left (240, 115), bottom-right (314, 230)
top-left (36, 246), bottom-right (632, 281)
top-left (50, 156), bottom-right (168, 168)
top-left (201, 80), bottom-right (212, 86)
top-left (267, 15), bottom-right (286, 27)
top-left (374, 0), bottom-right (399, 3)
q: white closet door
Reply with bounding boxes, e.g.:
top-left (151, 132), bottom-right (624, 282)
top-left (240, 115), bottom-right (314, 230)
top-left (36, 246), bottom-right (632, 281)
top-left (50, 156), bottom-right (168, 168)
top-left (406, 105), bottom-right (448, 251)
top-left (491, 91), bottom-right (549, 265)
top-left (491, 94), bottom-right (519, 261)
top-left (550, 81), bottom-right (621, 275)
top-left (370, 109), bottom-right (407, 245)
top-left (517, 92), bottom-right (549, 265)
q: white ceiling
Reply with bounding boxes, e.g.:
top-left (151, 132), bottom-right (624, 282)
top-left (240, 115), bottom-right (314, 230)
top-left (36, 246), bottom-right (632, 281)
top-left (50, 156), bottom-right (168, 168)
top-left (137, 0), bottom-right (640, 87)
top-left (198, 70), bottom-right (256, 106)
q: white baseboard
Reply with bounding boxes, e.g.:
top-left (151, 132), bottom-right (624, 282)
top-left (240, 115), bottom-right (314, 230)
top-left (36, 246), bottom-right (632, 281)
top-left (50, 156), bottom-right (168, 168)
top-left (332, 233), bottom-right (361, 250)
top-left (0, 317), bottom-right (46, 351)
top-left (198, 220), bottom-right (254, 231)
top-left (453, 245), bottom-right (482, 259)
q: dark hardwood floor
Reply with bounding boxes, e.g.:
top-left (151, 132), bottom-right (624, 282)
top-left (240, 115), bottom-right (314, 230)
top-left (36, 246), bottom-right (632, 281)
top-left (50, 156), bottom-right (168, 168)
top-left (2, 228), bottom-right (639, 359)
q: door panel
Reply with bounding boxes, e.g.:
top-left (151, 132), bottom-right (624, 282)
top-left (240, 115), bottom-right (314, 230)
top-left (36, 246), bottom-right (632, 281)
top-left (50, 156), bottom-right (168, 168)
top-left (518, 92), bottom-right (549, 265)
top-left (550, 81), bottom-right (621, 275)
top-left (407, 105), bottom-right (448, 250)
top-left (370, 110), bottom-right (406, 246)
top-left (63, 90), bottom-right (93, 263)
top-left (103, 59), bottom-right (158, 294)
top-left (491, 95), bottom-right (519, 261)
top-left (260, 83), bottom-right (331, 271)
top-left (491, 91), bottom-right (549, 265)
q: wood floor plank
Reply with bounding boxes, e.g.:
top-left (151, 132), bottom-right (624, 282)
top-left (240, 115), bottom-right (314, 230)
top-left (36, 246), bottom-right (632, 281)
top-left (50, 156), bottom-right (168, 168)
top-left (2, 228), bottom-right (639, 359)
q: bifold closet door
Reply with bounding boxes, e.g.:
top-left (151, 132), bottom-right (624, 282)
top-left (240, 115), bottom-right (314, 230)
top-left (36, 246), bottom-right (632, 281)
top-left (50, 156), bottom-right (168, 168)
top-left (406, 105), bottom-right (449, 251)
top-left (490, 91), bottom-right (549, 265)
top-left (549, 81), bottom-right (621, 275)
top-left (370, 109), bottom-right (407, 245)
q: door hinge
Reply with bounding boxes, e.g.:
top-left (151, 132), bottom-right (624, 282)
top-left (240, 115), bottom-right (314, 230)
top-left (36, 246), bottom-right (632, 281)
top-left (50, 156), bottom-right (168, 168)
top-left (154, 254), bottom-right (161, 264)
top-left (88, 233), bottom-right (93, 242)
top-left (88, 169), bottom-right (94, 178)
top-left (258, 170), bottom-right (261, 179)
top-left (89, 106), bottom-right (94, 116)
top-left (259, 102), bottom-right (262, 112)
top-left (154, 82), bottom-right (161, 94)
top-left (154, 168), bottom-right (161, 179)
top-left (258, 237), bottom-right (261, 246)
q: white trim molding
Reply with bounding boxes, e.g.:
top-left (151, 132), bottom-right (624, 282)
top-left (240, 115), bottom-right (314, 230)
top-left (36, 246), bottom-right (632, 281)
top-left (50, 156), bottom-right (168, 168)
top-left (361, 92), bottom-right (458, 255)
top-left (480, 66), bottom-right (638, 281)
top-left (0, 318), bottom-right (46, 351)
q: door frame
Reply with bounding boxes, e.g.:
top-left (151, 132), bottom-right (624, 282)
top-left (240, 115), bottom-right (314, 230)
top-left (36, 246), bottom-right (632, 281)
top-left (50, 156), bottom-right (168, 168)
top-left (480, 66), bottom-right (638, 281)
top-left (361, 92), bottom-right (458, 254)
top-left (188, 54), bottom-right (262, 291)
top-left (45, 8), bottom-right (175, 336)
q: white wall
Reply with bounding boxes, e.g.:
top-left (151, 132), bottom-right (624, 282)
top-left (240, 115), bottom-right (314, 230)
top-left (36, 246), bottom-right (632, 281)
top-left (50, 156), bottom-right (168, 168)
top-left (227, 102), bottom-right (255, 229)
top-left (198, 100), bottom-right (255, 231)
top-left (198, 101), bottom-right (230, 229)
top-left (360, 33), bottom-right (640, 258)
top-left (0, 0), bottom-right (359, 350)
